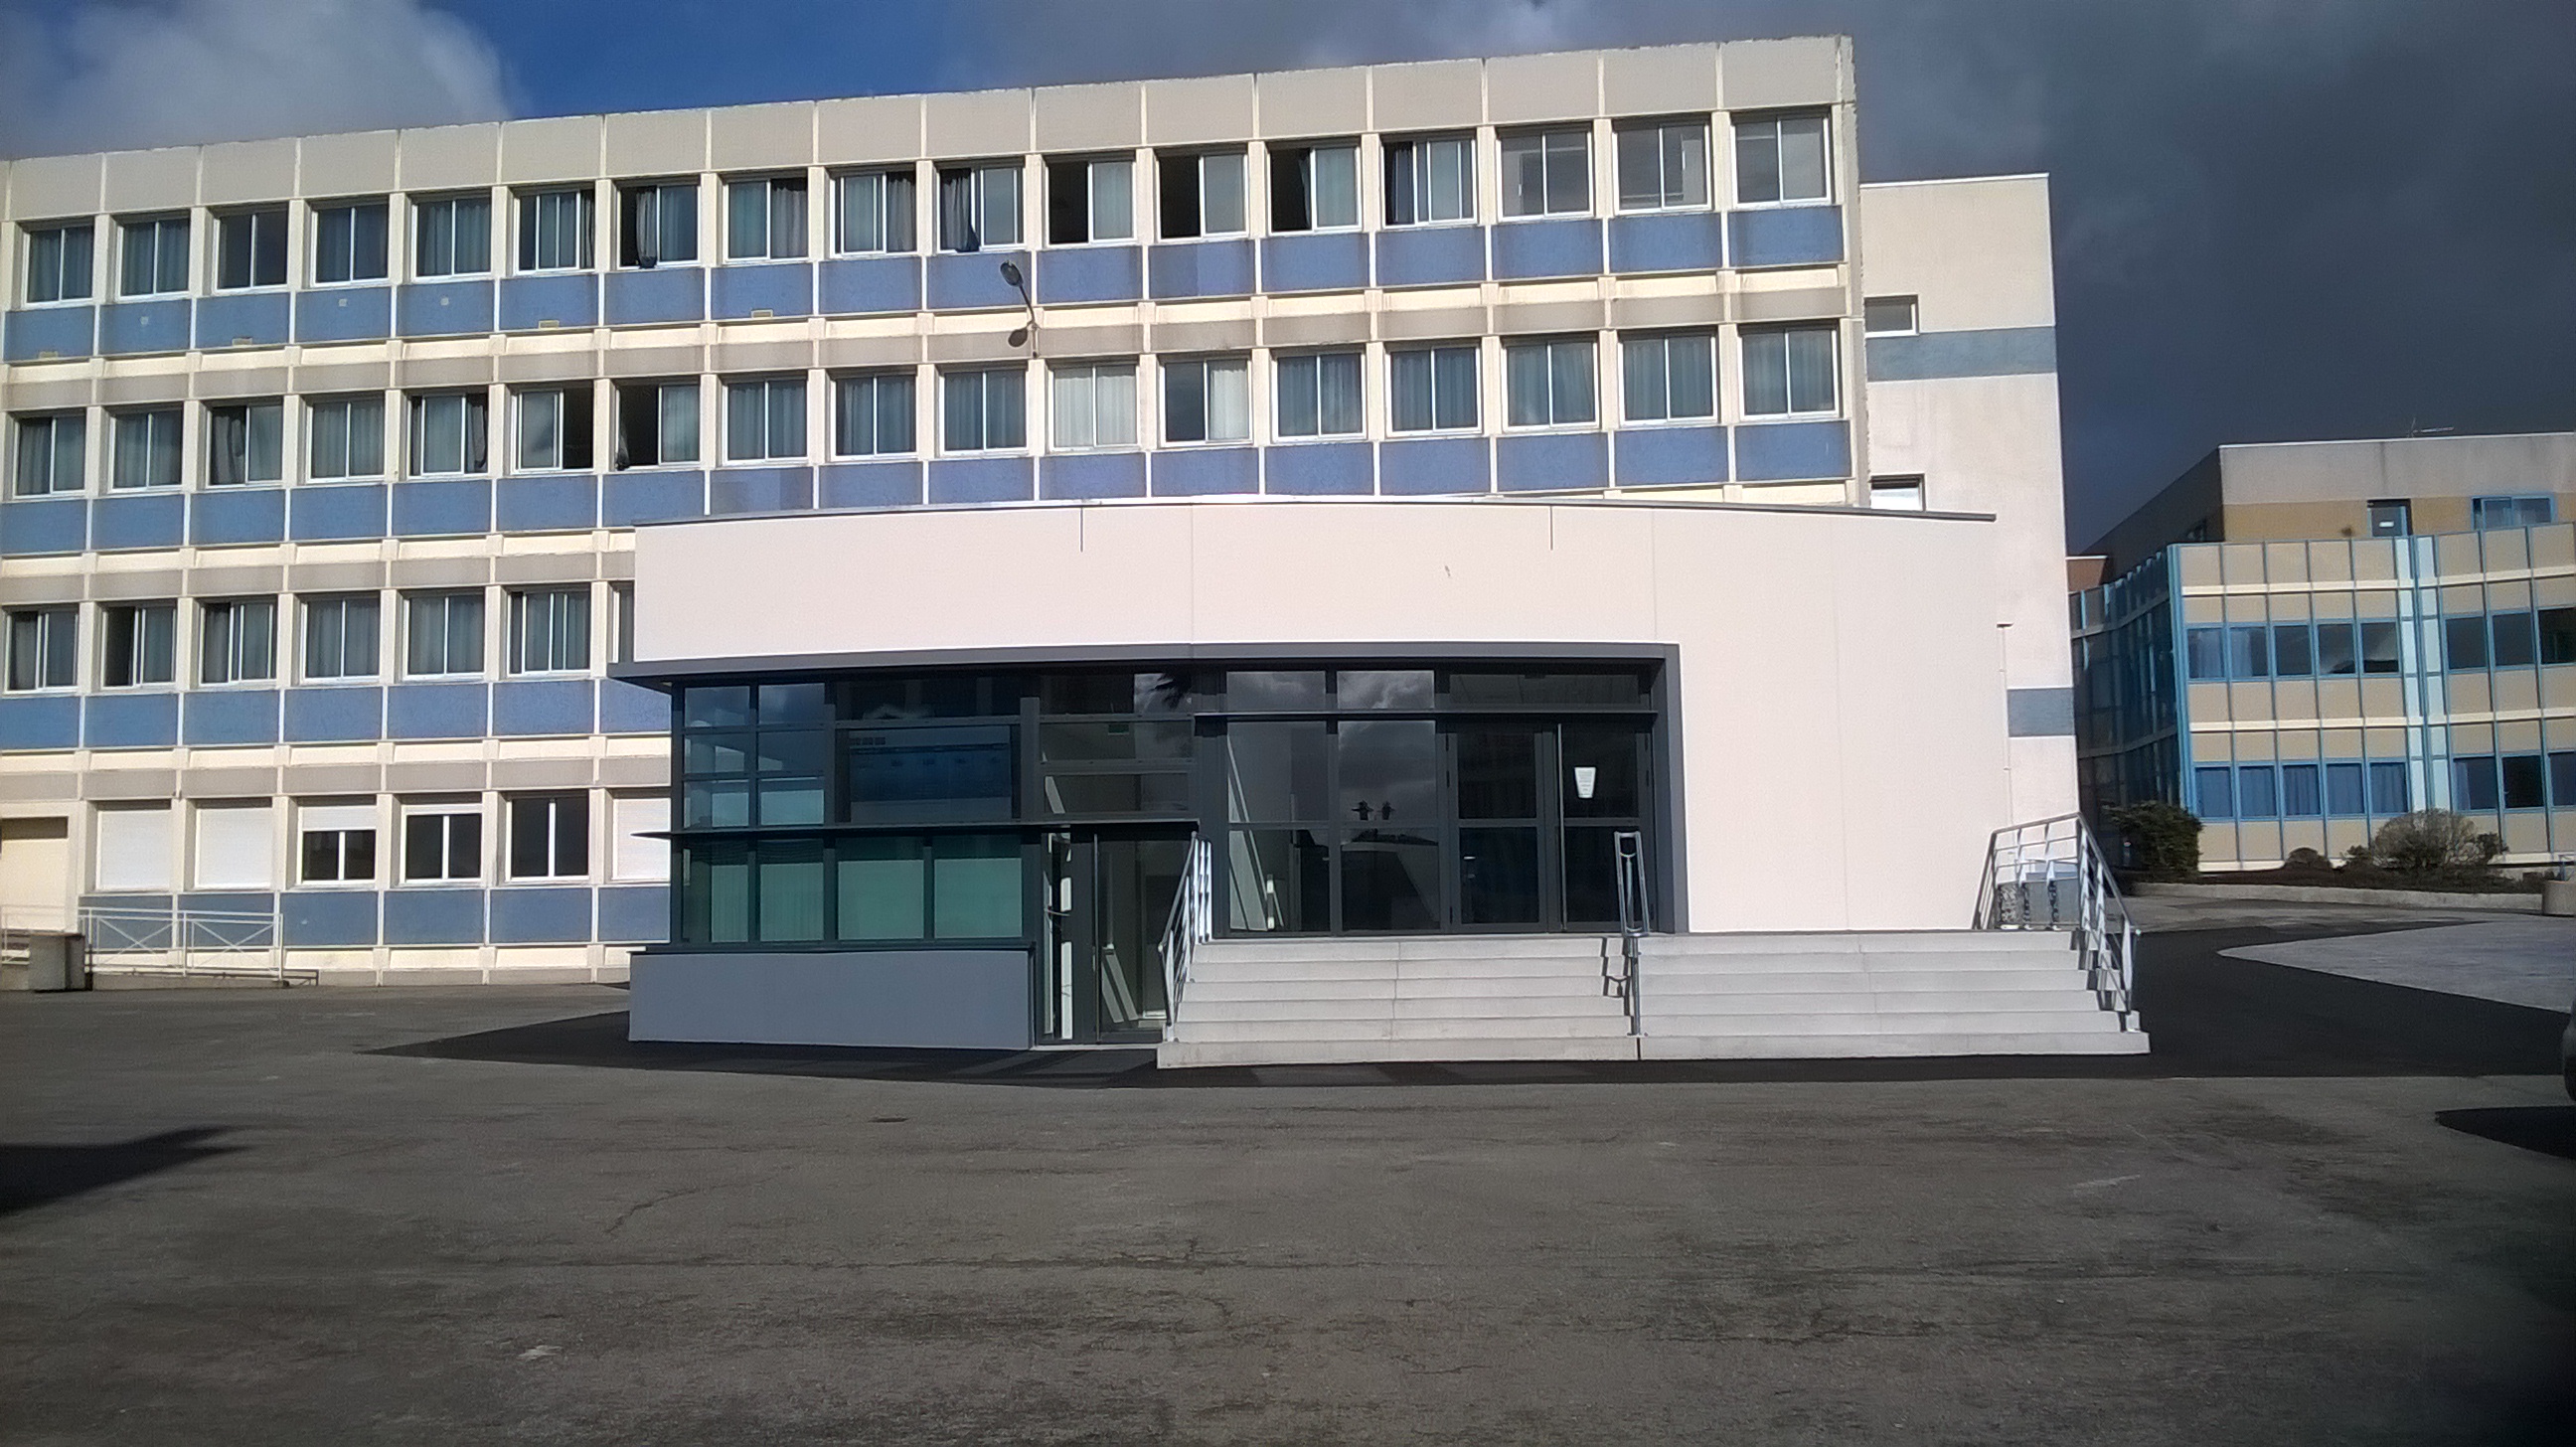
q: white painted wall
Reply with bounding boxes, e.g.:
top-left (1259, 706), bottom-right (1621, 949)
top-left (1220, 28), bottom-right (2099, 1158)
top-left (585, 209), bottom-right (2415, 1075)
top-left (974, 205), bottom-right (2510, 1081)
top-left (635, 497), bottom-right (2018, 933)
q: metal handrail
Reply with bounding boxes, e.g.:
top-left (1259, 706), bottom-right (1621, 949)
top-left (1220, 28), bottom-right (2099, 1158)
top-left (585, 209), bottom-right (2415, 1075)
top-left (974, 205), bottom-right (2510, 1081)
top-left (1609, 828), bottom-right (1647, 1036)
top-left (1156, 835), bottom-right (1212, 1041)
top-left (79, 903), bottom-right (304, 985)
top-left (1974, 813), bottom-right (2139, 1027)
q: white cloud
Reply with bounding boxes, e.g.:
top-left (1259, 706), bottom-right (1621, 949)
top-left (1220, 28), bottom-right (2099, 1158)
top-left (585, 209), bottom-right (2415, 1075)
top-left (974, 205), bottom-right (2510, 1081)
top-left (0, 0), bottom-right (509, 159)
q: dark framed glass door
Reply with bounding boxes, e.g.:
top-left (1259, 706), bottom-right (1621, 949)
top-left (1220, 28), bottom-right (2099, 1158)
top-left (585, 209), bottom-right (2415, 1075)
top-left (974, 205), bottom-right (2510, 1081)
top-left (1042, 827), bottom-right (1192, 1043)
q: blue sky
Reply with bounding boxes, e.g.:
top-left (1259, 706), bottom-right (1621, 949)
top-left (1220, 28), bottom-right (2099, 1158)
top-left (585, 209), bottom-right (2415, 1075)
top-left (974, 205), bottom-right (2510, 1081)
top-left (2, 0), bottom-right (2570, 545)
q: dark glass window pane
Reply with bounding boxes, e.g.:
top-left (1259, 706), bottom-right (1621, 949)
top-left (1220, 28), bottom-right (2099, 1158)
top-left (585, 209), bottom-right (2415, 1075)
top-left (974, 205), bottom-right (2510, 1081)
top-left (2227, 625), bottom-right (2269, 679)
top-left (2500, 754), bottom-right (2545, 810)
top-left (1443, 671), bottom-right (1648, 708)
top-left (1225, 671), bottom-right (1328, 709)
top-left (2194, 765), bottom-right (2234, 820)
top-left (1562, 726), bottom-right (1642, 818)
top-left (2359, 622), bottom-right (2401, 674)
top-left (1039, 721), bottom-right (1193, 762)
top-left (1459, 826), bottom-right (1542, 925)
top-left (683, 843), bottom-right (750, 944)
top-left (1562, 828), bottom-right (1624, 925)
top-left (2551, 752), bottom-right (2576, 808)
top-left (1225, 828), bottom-right (1328, 932)
top-left (1336, 720), bottom-right (1436, 827)
top-left (1226, 722), bottom-right (1331, 822)
top-left (843, 724), bottom-right (1015, 823)
top-left (2454, 756), bottom-right (2499, 812)
top-left (1040, 772), bottom-right (1192, 814)
top-left (683, 686), bottom-right (752, 728)
top-left (2491, 611), bottom-right (2536, 668)
top-left (2315, 623), bottom-right (2357, 676)
top-left (2272, 625), bottom-right (2312, 678)
top-left (2539, 607), bottom-right (2576, 665)
top-left (2236, 766), bottom-right (2277, 818)
top-left (2184, 627), bottom-right (2224, 681)
top-left (2445, 615), bottom-right (2488, 670)
top-left (2280, 763), bottom-right (2322, 816)
top-left (1457, 728), bottom-right (1540, 819)
top-left (2367, 761), bottom-right (2410, 815)
top-left (1335, 670), bottom-right (1432, 709)
top-left (2326, 762), bottom-right (2364, 816)
top-left (931, 834), bottom-right (1022, 938)
top-left (838, 836), bottom-right (926, 941)
top-left (1339, 829), bottom-right (1438, 931)
top-left (757, 842), bottom-right (827, 942)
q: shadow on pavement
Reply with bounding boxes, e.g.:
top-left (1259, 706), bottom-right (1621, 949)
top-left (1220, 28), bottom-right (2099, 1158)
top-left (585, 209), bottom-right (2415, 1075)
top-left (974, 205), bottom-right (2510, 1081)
top-left (2437, 1106), bottom-right (2576, 1162)
top-left (0, 1127), bottom-right (240, 1217)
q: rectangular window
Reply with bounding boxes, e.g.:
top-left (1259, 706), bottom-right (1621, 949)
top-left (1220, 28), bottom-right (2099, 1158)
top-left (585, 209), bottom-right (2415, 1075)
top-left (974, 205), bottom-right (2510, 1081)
top-left (616, 180), bottom-right (698, 267)
top-left (297, 802), bottom-right (377, 884)
top-left (5, 606), bottom-right (77, 691)
top-left (1741, 325), bottom-right (1838, 416)
top-left (941, 367), bottom-right (1027, 451)
top-left (613, 381), bottom-right (699, 468)
top-left (2444, 614), bottom-right (2488, 671)
top-left (205, 401), bottom-right (282, 486)
top-left (1504, 336), bottom-right (1596, 427)
top-left (724, 377), bottom-right (807, 462)
top-left (2193, 765), bottom-right (2233, 821)
top-left (1862, 295), bottom-right (1918, 335)
top-left (1269, 141), bottom-right (1361, 232)
top-left (401, 803), bottom-right (482, 883)
top-left (516, 188), bottom-right (595, 271)
top-left (2471, 495), bottom-right (2554, 530)
top-left (833, 372), bottom-right (916, 457)
top-left (609, 583), bottom-right (634, 666)
top-left (1157, 150), bottom-right (1246, 240)
top-left (98, 602), bottom-right (176, 688)
top-left (1868, 477), bottom-right (1925, 512)
top-left (507, 587), bottom-right (589, 675)
top-left (1500, 128), bottom-right (1590, 217)
top-left (507, 792), bottom-right (589, 880)
top-left (1046, 156), bottom-right (1134, 244)
top-left (413, 194), bottom-right (492, 278)
top-left (2553, 752), bottom-right (2576, 809)
top-left (513, 387), bottom-right (593, 472)
top-left (2540, 606), bottom-right (2576, 666)
top-left (2453, 755), bottom-right (2499, 812)
top-left (1049, 361), bottom-right (1139, 450)
top-left (936, 163), bottom-right (1023, 251)
top-left (2280, 763), bottom-right (2322, 817)
top-left (198, 597), bottom-right (276, 685)
top-left (24, 221), bottom-right (96, 303)
top-left (2184, 626), bottom-right (2225, 681)
top-left (1621, 331), bottom-right (1717, 422)
top-left (1389, 344), bottom-right (1479, 432)
top-left (407, 393), bottom-right (489, 476)
top-left (2491, 611), bottom-right (2537, 668)
top-left (193, 802), bottom-right (276, 890)
top-left (2315, 621), bottom-right (2357, 676)
top-left (2367, 760), bottom-right (2410, 815)
top-left (1734, 111), bottom-right (1831, 204)
top-left (13, 412), bottom-right (85, 496)
top-left (94, 804), bottom-right (174, 892)
top-left (2326, 761), bottom-right (2365, 817)
top-left (1274, 351), bottom-right (1364, 438)
top-left (2366, 498), bottom-right (2410, 537)
top-left (1383, 134), bottom-right (1475, 226)
top-left (726, 176), bottom-right (807, 260)
top-left (2500, 754), bottom-right (2545, 810)
top-left (2361, 619), bottom-right (2406, 674)
top-left (610, 793), bottom-right (670, 882)
top-left (2226, 624), bottom-right (2269, 680)
top-left (312, 200), bottom-right (389, 284)
top-left (301, 594), bottom-right (380, 681)
top-left (2272, 624), bottom-right (2313, 678)
top-left (118, 216), bottom-right (189, 296)
top-left (403, 591), bottom-right (484, 678)
top-left (1161, 356), bottom-right (1249, 444)
top-left (1614, 118), bottom-right (1709, 211)
top-left (215, 206), bottom-right (288, 289)
top-left (109, 408), bottom-right (181, 490)
top-left (833, 168), bottom-right (916, 254)
top-left (307, 394), bottom-right (386, 480)
top-left (2236, 765), bottom-right (2278, 819)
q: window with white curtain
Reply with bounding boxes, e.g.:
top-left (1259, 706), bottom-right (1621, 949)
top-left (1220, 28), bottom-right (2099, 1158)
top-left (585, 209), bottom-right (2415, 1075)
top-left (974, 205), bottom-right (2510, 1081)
top-left (98, 603), bottom-right (174, 688)
top-left (1389, 345), bottom-right (1479, 431)
top-left (312, 201), bottom-right (389, 283)
top-left (507, 587), bottom-right (589, 675)
top-left (118, 216), bottom-right (189, 296)
top-left (514, 387), bottom-right (593, 472)
top-left (1615, 118), bottom-right (1710, 211)
top-left (93, 804), bottom-right (173, 892)
top-left (942, 368), bottom-right (1027, 451)
top-left (407, 392), bottom-right (489, 476)
top-left (726, 176), bottom-right (808, 260)
top-left (1501, 129), bottom-right (1590, 218)
top-left (833, 372), bottom-right (916, 457)
top-left (6, 606), bottom-right (78, 691)
top-left (611, 793), bottom-right (671, 883)
top-left (834, 169), bottom-right (917, 254)
top-left (403, 591), bottom-right (484, 678)
top-left (936, 164), bottom-right (1023, 252)
top-left (616, 180), bottom-right (698, 268)
top-left (517, 188), bottom-right (595, 271)
top-left (413, 194), bottom-right (492, 278)
top-left (1275, 351), bottom-right (1364, 438)
top-left (1049, 362), bottom-right (1138, 450)
top-left (1734, 112), bottom-right (1832, 205)
top-left (215, 206), bottom-right (288, 289)
top-left (1046, 156), bottom-right (1134, 244)
top-left (199, 597), bottom-right (276, 685)
top-left (1269, 142), bottom-right (1360, 232)
top-left (23, 221), bottom-right (94, 303)
top-left (110, 408), bottom-right (181, 489)
top-left (724, 377), bottom-right (807, 462)
top-left (205, 401), bottom-right (282, 485)
top-left (614, 381), bottom-right (700, 468)
top-left (297, 801), bottom-right (377, 884)
top-left (1505, 337), bottom-right (1597, 427)
top-left (1620, 331), bottom-right (1716, 422)
top-left (1162, 356), bottom-right (1250, 444)
top-left (1384, 135), bottom-right (1476, 226)
top-left (307, 395), bottom-right (386, 480)
top-left (14, 412), bottom-right (85, 495)
top-left (301, 594), bottom-right (380, 681)
top-left (1740, 325), bottom-right (1840, 416)
top-left (1157, 151), bottom-right (1245, 240)
top-left (193, 802), bottom-right (276, 890)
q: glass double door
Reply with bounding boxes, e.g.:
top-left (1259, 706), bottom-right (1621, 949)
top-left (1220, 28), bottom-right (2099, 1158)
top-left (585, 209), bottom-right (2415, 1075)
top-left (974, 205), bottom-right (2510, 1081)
top-left (1042, 829), bottom-right (1192, 1044)
top-left (1452, 723), bottom-right (1647, 930)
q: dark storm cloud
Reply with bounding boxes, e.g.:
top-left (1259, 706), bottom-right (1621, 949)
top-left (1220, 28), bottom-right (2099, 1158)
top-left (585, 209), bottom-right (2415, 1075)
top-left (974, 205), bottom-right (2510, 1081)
top-left (940, 0), bottom-right (2576, 546)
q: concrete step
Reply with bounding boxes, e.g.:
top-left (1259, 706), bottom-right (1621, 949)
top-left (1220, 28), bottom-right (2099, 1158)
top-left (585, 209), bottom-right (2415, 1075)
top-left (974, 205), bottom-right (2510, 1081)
top-left (1159, 1036), bottom-right (1642, 1067)
top-left (1185, 974), bottom-right (1617, 1004)
top-left (1642, 1009), bottom-right (2126, 1036)
top-left (1185, 995), bottom-right (1629, 1026)
top-left (1643, 930), bottom-right (2076, 959)
top-left (1638, 1031), bottom-right (2150, 1059)
top-left (1171, 1014), bottom-right (1636, 1044)
top-left (1641, 967), bottom-right (2087, 995)
top-left (1640, 990), bottom-right (2114, 1019)
top-left (1189, 956), bottom-right (1612, 985)
top-left (1196, 934), bottom-right (1614, 965)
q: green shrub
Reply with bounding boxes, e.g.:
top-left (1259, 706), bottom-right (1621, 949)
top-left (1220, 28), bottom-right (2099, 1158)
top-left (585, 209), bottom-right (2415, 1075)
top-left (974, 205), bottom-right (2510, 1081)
top-left (2107, 801), bottom-right (2202, 880)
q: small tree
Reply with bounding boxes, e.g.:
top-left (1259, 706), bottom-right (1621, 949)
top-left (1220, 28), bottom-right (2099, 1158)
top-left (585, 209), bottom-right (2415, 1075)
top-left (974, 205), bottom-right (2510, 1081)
top-left (2108, 801), bottom-right (2201, 880)
top-left (2368, 810), bottom-right (2489, 874)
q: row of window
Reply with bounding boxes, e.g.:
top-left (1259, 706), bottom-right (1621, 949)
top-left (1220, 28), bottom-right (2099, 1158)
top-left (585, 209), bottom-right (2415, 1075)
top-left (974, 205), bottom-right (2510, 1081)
top-left (7, 326), bottom-right (1841, 493)
top-left (91, 792), bottom-right (666, 892)
top-left (2181, 606), bottom-right (2576, 682)
top-left (16, 113), bottom-right (1831, 304)
top-left (2, 584), bottom-right (624, 693)
top-left (2193, 754), bottom-right (2576, 821)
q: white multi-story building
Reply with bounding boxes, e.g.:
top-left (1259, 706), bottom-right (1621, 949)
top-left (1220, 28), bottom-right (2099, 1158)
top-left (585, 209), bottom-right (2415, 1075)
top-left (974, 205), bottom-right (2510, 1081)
top-left (0, 39), bottom-right (2118, 1063)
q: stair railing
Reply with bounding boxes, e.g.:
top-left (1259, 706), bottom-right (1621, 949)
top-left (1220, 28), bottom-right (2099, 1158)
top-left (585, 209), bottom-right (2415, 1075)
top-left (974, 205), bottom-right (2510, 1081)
top-left (1974, 813), bottom-right (2139, 1027)
top-left (1156, 835), bottom-right (1213, 1042)
top-left (1610, 828), bottom-right (1648, 1036)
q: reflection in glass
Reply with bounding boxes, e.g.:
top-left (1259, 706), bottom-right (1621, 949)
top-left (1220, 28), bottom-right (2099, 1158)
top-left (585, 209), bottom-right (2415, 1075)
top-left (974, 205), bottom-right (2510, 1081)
top-left (1040, 721), bottom-right (1193, 762)
top-left (1444, 671), bottom-right (1646, 708)
top-left (1041, 772), bottom-right (1192, 815)
top-left (1341, 829), bottom-right (1439, 931)
top-left (1457, 728), bottom-right (1539, 818)
top-left (1336, 670), bottom-right (1432, 709)
top-left (682, 686), bottom-right (751, 728)
top-left (1225, 828), bottom-right (1328, 932)
top-left (758, 843), bottom-right (826, 941)
top-left (683, 778), bottom-right (749, 828)
top-left (838, 837), bottom-right (925, 940)
top-left (1225, 671), bottom-right (1328, 709)
top-left (1092, 837), bottom-right (1186, 1033)
top-left (1459, 826), bottom-right (1541, 925)
top-left (932, 835), bottom-right (1023, 938)
top-left (682, 843), bottom-right (749, 942)
top-left (1227, 722), bottom-right (1331, 821)
top-left (844, 724), bottom-right (1014, 822)
top-left (1561, 726), bottom-right (1642, 818)
top-left (1337, 720), bottom-right (1436, 825)
top-left (1562, 828), bottom-right (1622, 924)
top-left (758, 682), bottom-right (830, 724)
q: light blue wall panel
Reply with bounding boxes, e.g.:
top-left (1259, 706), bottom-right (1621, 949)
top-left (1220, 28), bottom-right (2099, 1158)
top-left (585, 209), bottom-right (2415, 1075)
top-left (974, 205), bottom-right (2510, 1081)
top-left (0, 497), bottom-right (87, 555)
top-left (1261, 441), bottom-right (1372, 495)
top-left (1378, 436), bottom-right (1490, 494)
top-left (193, 292), bottom-right (290, 349)
top-left (1607, 212), bottom-right (1725, 275)
top-left (818, 255), bottom-right (922, 314)
top-left (1864, 327), bottom-right (2059, 381)
top-left (283, 889), bottom-right (381, 947)
top-left (1259, 232), bottom-right (1368, 292)
top-left (294, 286), bottom-right (392, 343)
top-left (390, 478), bottom-right (493, 537)
top-left (190, 486), bottom-right (287, 545)
top-left (709, 466), bottom-right (814, 515)
top-left (497, 274), bottom-right (599, 331)
top-left (182, 689), bottom-right (282, 745)
top-left (1733, 419), bottom-right (1852, 481)
top-left (2008, 687), bottom-right (2077, 737)
top-left (1727, 205), bottom-right (1845, 268)
top-left (924, 249), bottom-right (1031, 310)
top-left (289, 483), bottom-right (390, 541)
top-left (383, 887), bottom-right (484, 945)
top-left (495, 474), bottom-right (598, 533)
top-left (81, 692), bottom-right (180, 748)
top-left (98, 299), bottom-right (191, 355)
top-left (629, 948), bottom-right (1034, 1048)
top-left (492, 679), bottom-right (595, 737)
top-left (1148, 240), bottom-right (1255, 299)
top-left (1150, 446), bottom-right (1258, 496)
top-left (386, 683), bottom-right (488, 739)
top-left (819, 461), bottom-right (922, 509)
top-left (490, 886), bottom-right (591, 943)
top-left (1035, 245), bottom-right (1143, 305)
top-left (597, 884), bottom-right (669, 944)
top-left (711, 262), bottom-right (814, 319)
top-left (88, 492), bottom-right (187, 551)
top-left (282, 686), bottom-right (385, 742)
top-left (3, 304), bottom-right (96, 361)
top-left (599, 680), bottom-right (668, 734)
top-left (1374, 226), bottom-right (1487, 288)
top-left (1491, 219), bottom-right (1602, 280)
top-left (1496, 431), bottom-right (1609, 492)
top-left (926, 456), bottom-right (1034, 505)
top-left (395, 280), bottom-right (495, 337)
top-left (0, 696), bottom-right (81, 750)
top-left (1039, 452), bottom-right (1146, 500)
top-left (1612, 425), bottom-right (1729, 487)
top-left (601, 469), bottom-right (705, 526)
top-left (602, 266), bottom-right (707, 325)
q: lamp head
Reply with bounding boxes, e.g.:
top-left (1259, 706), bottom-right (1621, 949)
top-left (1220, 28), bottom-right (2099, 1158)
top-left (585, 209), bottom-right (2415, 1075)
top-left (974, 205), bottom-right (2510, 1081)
top-left (998, 259), bottom-right (1024, 289)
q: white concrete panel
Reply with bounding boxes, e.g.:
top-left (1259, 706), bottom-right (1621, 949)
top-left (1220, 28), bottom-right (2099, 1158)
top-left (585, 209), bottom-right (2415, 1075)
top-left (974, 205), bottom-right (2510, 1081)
top-left (1035, 81), bottom-right (1145, 152)
top-left (398, 123), bottom-right (502, 190)
top-left (1718, 36), bottom-right (1850, 110)
top-left (1486, 52), bottom-right (1600, 125)
top-left (817, 95), bottom-right (925, 165)
top-left (298, 130), bottom-right (400, 199)
top-left (1601, 45), bottom-right (1720, 117)
top-left (1255, 65), bottom-right (1369, 138)
top-left (924, 89), bottom-right (1034, 158)
top-left (712, 102), bottom-right (816, 170)
top-left (1145, 75), bottom-right (1257, 146)
top-left (200, 139), bottom-right (298, 206)
top-left (102, 147), bottom-right (200, 212)
top-left (1858, 177), bottom-right (2056, 331)
top-left (1369, 59), bottom-right (1484, 132)
top-left (5, 153), bottom-right (104, 220)
top-left (604, 108), bottom-right (710, 176)
top-left (500, 114), bottom-right (604, 185)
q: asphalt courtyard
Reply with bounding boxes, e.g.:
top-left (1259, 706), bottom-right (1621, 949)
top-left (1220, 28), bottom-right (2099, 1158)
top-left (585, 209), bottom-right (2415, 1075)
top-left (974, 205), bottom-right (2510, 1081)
top-left (3, 920), bottom-right (2571, 1446)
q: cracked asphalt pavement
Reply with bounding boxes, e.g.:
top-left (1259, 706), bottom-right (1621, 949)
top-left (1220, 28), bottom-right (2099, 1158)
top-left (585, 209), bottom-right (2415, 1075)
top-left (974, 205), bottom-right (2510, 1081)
top-left (2, 930), bottom-right (2571, 1445)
